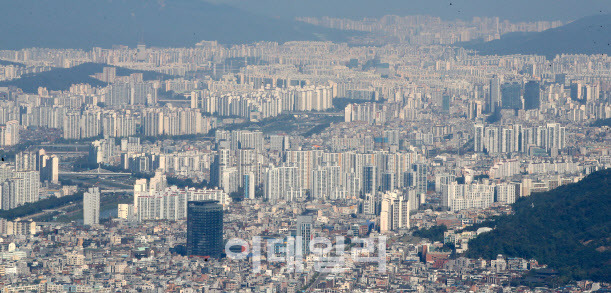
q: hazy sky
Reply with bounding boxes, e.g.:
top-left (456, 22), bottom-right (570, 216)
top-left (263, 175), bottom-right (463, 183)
top-left (206, 0), bottom-right (611, 22)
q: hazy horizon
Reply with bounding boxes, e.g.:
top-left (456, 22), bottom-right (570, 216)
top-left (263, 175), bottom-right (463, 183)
top-left (206, 0), bottom-right (611, 22)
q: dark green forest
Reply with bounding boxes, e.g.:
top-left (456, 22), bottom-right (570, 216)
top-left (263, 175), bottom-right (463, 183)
top-left (591, 118), bottom-right (611, 128)
top-left (413, 225), bottom-right (448, 242)
top-left (0, 192), bottom-right (83, 221)
top-left (465, 169), bottom-right (611, 282)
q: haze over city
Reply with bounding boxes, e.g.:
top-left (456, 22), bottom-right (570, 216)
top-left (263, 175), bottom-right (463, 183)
top-left (0, 0), bottom-right (609, 292)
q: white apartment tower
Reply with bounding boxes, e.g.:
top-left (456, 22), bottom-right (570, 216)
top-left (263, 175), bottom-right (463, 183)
top-left (380, 191), bottom-right (410, 232)
top-left (83, 187), bottom-right (101, 226)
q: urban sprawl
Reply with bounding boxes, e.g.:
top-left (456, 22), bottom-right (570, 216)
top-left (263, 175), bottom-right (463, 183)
top-left (0, 15), bottom-right (609, 293)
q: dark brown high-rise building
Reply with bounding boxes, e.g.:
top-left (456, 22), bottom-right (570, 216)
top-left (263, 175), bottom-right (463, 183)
top-left (187, 201), bottom-right (223, 258)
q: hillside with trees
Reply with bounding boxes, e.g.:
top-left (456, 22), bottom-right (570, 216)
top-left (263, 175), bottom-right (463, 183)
top-left (0, 63), bottom-right (171, 93)
top-left (465, 168), bottom-right (611, 283)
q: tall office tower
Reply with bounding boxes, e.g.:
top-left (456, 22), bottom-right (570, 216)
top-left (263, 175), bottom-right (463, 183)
top-left (474, 124), bottom-right (485, 153)
top-left (501, 82), bottom-right (522, 110)
top-left (83, 187), bottom-right (100, 226)
top-left (296, 215), bottom-right (314, 255)
top-left (362, 165), bottom-right (377, 195)
top-left (442, 94), bottom-right (451, 112)
top-left (524, 81), bottom-right (540, 110)
top-left (488, 76), bottom-right (501, 113)
top-left (394, 152), bottom-right (418, 189)
top-left (187, 201), bottom-right (224, 258)
top-left (136, 43), bottom-right (147, 60)
top-left (379, 191), bottom-right (409, 232)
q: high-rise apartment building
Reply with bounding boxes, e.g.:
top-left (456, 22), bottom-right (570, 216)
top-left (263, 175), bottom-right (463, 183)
top-left (83, 187), bottom-right (100, 226)
top-left (474, 124), bottom-right (485, 153)
top-left (0, 120), bottom-right (19, 146)
top-left (264, 166), bottom-right (302, 203)
top-left (488, 76), bottom-right (501, 113)
top-left (380, 191), bottom-right (409, 232)
top-left (442, 183), bottom-right (494, 211)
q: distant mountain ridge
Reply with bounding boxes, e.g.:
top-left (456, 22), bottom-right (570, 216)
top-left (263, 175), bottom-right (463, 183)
top-left (0, 60), bottom-right (24, 67)
top-left (460, 14), bottom-right (611, 58)
top-left (0, 63), bottom-right (171, 93)
top-left (0, 0), bottom-right (357, 50)
top-left (209, 0), bottom-right (611, 22)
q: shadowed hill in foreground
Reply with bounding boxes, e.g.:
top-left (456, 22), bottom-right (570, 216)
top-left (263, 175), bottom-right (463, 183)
top-left (465, 168), bottom-right (611, 283)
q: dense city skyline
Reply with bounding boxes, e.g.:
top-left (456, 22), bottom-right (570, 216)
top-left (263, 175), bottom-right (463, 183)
top-left (0, 1), bottom-right (609, 292)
